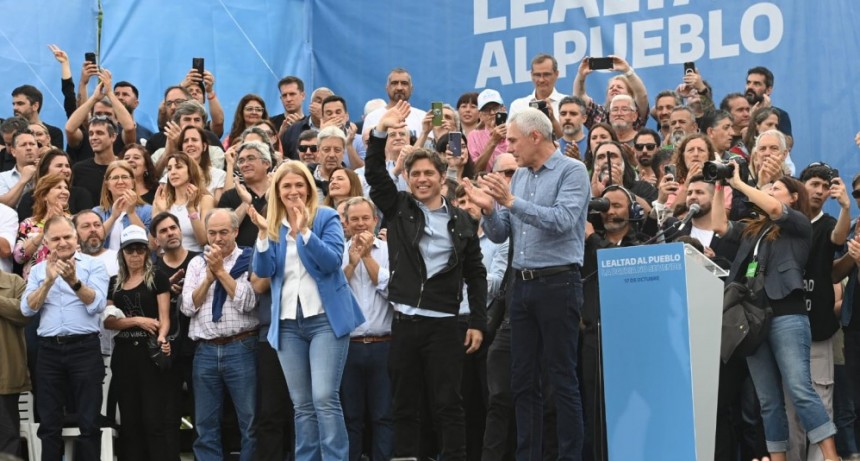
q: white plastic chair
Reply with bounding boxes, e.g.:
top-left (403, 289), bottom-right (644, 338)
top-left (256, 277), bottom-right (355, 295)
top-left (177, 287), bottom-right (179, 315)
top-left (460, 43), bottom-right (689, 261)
top-left (62, 355), bottom-right (117, 461)
top-left (18, 391), bottom-right (39, 461)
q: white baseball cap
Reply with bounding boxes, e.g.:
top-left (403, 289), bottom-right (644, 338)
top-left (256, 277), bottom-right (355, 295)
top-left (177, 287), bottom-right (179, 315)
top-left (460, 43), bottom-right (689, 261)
top-left (120, 225), bottom-right (148, 249)
top-left (477, 89), bottom-right (504, 110)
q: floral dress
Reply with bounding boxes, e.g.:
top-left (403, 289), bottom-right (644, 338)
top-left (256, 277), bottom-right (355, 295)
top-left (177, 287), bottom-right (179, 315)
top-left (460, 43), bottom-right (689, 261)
top-left (14, 217), bottom-right (50, 280)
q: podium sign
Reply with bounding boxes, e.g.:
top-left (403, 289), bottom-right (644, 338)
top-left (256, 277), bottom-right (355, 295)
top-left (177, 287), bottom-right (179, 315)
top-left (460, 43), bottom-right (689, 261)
top-left (597, 243), bottom-right (723, 461)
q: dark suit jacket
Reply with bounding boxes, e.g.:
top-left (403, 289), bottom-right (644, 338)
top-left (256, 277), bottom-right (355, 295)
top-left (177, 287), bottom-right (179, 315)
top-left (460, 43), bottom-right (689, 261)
top-left (723, 205), bottom-right (812, 300)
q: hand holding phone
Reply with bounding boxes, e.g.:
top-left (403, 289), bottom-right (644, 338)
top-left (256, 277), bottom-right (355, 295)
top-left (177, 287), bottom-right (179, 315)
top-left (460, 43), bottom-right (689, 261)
top-left (449, 132), bottom-right (462, 157)
top-left (494, 112), bottom-right (508, 127)
top-left (683, 62), bottom-right (696, 75)
top-left (192, 57), bottom-right (205, 92)
top-left (431, 102), bottom-right (443, 127)
top-left (588, 57), bottom-right (614, 71)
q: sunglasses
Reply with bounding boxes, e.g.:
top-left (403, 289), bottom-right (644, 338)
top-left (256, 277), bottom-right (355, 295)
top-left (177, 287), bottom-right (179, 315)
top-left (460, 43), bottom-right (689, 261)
top-left (852, 189), bottom-right (860, 199)
top-left (122, 245), bottom-right (148, 255)
top-left (500, 169), bottom-right (516, 178)
top-left (634, 143), bottom-right (657, 151)
top-left (298, 145), bottom-right (318, 153)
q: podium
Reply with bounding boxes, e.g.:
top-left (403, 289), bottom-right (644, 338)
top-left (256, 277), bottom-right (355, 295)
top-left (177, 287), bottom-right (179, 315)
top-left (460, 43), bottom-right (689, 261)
top-left (596, 243), bottom-right (725, 461)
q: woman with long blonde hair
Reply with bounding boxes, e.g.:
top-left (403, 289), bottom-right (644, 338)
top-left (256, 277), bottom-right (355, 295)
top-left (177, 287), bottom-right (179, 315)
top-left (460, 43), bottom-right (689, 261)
top-left (249, 160), bottom-right (364, 460)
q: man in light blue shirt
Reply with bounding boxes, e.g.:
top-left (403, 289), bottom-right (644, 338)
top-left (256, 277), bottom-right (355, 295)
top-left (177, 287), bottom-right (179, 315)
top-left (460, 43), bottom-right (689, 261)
top-left (464, 107), bottom-right (590, 460)
top-left (341, 197), bottom-right (394, 461)
top-left (21, 215), bottom-right (109, 461)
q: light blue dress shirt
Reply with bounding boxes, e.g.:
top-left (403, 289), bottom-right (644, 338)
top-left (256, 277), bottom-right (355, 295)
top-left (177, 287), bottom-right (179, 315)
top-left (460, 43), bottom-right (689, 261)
top-left (392, 199), bottom-right (455, 318)
top-left (343, 238), bottom-right (392, 337)
top-left (21, 252), bottom-right (109, 336)
top-left (459, 233), bottom-right (508, 314)
top-left (483, 150), bottom-right (591, 269)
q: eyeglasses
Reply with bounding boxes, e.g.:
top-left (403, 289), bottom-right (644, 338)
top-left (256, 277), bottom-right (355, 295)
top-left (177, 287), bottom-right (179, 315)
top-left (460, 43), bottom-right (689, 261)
top-left (244, 106), bottom-right (265, 113)
top-left (298, 145), bottom-right (318, 153)
top-left (236, 155), bottom-right (260, 166)
top-left (634, 143), bottom-right (657, 151)
top-left (108, 175), bottom-right (132, 182)
top-left (165, 99), bottom-right (188, 108)
top-left (122, 245), bottom-right (147, 255)
top-left (500, 169), bottom-right (516, 178)
top-left (609, 107), bottom-right (634, 114)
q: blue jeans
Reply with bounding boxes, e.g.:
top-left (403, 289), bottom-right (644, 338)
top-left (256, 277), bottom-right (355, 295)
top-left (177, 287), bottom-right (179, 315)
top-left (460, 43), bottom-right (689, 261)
top-left (277, 312), bottom-right (349, 461)
top-left (192, 336), bottom-right (258, 461)
top-left (510, 269), bottom-right (584, 461)
top-left (341, 341), bottom-right (394, 461)
top-left (747, 315), bottom-right (837, 453)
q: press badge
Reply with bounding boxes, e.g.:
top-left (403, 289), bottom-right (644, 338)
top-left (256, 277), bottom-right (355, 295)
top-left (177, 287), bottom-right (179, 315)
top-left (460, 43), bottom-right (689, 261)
top-left (745, 260), bottom-right (758, 278)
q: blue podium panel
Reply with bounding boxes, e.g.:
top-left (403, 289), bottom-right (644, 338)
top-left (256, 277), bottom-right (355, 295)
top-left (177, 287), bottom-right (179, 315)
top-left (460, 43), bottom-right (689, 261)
top-left (597, 243), bottom-right (694, 461)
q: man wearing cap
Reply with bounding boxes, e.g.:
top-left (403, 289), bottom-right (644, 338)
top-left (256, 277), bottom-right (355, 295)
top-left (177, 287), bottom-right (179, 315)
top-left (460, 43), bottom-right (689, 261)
top-left (468, 89), bottom-right (509, 173)
top-left (180, 208), bottom-right (258, 461)
top-left (21, 215), bottom-right (110, 461)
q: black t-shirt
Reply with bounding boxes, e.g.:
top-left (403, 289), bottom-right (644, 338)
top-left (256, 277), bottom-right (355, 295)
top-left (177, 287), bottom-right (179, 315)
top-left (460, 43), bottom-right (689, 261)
top-left (217, 187), bottom-right (268, 248)
top-left (145, 130), bottom-right (222, 155)
top-left (72, 159), bottom-right (110, 205)
top-left (67, 130), bottom-right (125, 164)
top-left (45, 123), bottom-right (64, 151)
top-left (17, 186), bottom-right (94, 221)
top-left (108, 271), bottom-right (170, 341)
top-left (0, 148), bottom-right (15, 173)
top-left (157, 251), bottom-right (199, 356)
top-left (804, 214), bottom-right (840, 340)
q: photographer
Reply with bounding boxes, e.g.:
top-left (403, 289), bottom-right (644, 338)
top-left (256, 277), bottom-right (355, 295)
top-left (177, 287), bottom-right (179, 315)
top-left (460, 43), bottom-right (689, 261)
top-left (712, 135), bottom-right (839, 460)
top-left (580, 184), bottom-right (645, 461)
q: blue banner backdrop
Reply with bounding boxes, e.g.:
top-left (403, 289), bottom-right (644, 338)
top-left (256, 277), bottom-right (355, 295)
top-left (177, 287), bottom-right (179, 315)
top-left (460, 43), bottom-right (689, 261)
top-left (1, 1), bottom-right (859, 195)
top-left (0, 1), bottom-right (99, 144)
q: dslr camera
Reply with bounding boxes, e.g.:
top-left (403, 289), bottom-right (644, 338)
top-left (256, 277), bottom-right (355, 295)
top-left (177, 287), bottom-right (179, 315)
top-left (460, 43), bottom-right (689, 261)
top-left (702, 157), bottom-right (751, 184)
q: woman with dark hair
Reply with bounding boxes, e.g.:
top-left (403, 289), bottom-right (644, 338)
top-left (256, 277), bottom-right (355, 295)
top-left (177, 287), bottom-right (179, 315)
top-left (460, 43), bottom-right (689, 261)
top-left (16, 148), bottom-right (93, 220)
top-left (253, 120), bottom-right (282, 157)
top-left (226, 94), bottom-right (268, 147)
top-left (584, 122), bottom-right (619, 171)
top-left (174, 125), bottom-right (226, 201)
top-left (152, 152), bottom-right (214, 252)
top-left (322, 166), bottom-right (363, 209)
top-left (122, 143), bottom-right (158, 204)
top-left (436, 132), bottom-right (477, 182)
top-left (591, 141), bottom-right (657, 208)
top-left (93, 160), bottom-right (153, 250)
top-left (13, 173), bottom-right (71, 279)
top-left (104, 225), bottom-right (174, 461)
top-left (737, 107), bottom-right (781, 160)
top-left (456, 92), bottom-right (480, 135)
top-left (713, 170), bottom-right (840, 461)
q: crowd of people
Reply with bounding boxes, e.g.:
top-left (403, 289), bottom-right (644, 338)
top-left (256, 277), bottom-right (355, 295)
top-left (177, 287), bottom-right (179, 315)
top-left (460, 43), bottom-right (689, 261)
top-left (0, 42), bottom-right (858, 461)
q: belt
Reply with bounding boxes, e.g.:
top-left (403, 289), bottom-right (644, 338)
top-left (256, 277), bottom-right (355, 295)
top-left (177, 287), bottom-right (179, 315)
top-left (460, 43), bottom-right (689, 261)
top-left (393, 312), bottom-right (457, 322)
top-left (514, 264), bottom-right (579, 281)
top-left (40, 333), bottom-right (98, 345)
top-left (202, 330), bottom-right (258, 345)
top-left (350, 335), bottom-right (392, 344)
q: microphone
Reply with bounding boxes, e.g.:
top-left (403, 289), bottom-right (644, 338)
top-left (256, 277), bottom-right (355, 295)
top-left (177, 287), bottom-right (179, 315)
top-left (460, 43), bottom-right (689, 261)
top-left (677, 204), bottom-right (700, 231)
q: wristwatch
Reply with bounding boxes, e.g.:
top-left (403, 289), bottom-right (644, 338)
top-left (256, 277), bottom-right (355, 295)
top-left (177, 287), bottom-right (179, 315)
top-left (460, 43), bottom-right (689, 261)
top-left (71, 280), bottom-right (83, 292)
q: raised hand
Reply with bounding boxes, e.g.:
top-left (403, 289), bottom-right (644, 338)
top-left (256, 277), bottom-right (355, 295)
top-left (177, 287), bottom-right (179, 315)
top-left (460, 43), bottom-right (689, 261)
top-left (478, 172), bottom-right (514, 208)
top-left (48, 44), bottom-right (68, 64)
top-left (376, 100), bottom-right (411, 132)
top-left (461, 179), bottom-right (495, 214)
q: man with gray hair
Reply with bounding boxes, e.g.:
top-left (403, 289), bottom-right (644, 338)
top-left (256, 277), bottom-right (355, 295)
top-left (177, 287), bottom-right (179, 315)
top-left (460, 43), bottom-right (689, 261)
top-left (608, 94), bottom-right (638, 145)
top-left (217, 142), bottom-right (272, 247)
top-left (151, 100), bottom-right (225, 171)
top-left (464, 107), bottom-right (590, 460)
top-left (181, 208), bottom-right (258, 461)
top-left (666, 106), bottom-right (700, 148)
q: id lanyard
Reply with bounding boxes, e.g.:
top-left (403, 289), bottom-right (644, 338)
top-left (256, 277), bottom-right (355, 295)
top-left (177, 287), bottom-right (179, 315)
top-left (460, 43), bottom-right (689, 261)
top-left (745, 226), bottom-right (773, 278)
